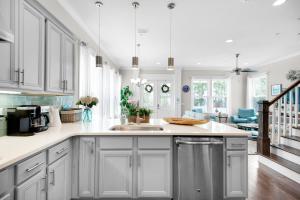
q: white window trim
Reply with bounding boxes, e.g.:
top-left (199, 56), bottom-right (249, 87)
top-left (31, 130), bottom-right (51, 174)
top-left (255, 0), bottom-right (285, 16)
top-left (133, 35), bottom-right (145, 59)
top-left (191, 77), bottom-right (230, 113)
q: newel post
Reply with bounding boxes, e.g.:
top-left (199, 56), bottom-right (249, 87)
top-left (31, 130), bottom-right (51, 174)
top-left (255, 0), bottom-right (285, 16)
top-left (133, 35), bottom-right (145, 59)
top-left (257, 100), bottom-right (270, 156)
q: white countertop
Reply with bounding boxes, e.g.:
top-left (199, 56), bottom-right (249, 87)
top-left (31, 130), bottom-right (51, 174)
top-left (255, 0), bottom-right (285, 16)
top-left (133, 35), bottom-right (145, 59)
top-left (0, 119), bottom-right (247, 170)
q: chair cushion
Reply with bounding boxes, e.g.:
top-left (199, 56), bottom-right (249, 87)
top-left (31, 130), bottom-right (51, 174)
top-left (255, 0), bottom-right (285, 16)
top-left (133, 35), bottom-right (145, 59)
top-left (238, 109), bottom-right (255, 118)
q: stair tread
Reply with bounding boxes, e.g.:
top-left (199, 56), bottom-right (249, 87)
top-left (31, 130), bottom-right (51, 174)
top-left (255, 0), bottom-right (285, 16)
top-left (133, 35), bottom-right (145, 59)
top-left (282, 135), bottom-right (300, 142)
top-left (271, 144), bottom-right (300, 157)
top-left (268, 153), bottom-right (300, 174)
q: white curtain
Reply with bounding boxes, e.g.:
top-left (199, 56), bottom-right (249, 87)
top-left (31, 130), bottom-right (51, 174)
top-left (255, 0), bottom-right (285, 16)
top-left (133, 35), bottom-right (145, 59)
top-left (79, 44), bottom-right (121, 120)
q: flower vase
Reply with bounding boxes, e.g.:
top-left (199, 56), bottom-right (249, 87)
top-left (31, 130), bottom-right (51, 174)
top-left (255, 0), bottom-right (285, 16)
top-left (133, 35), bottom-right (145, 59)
top-left (83, 107), bottom-right (92, 122)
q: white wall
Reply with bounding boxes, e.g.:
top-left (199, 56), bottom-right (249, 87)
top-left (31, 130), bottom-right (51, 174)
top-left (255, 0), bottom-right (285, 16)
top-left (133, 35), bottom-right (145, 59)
top-left (181, 70), bottom-right (247, 116)
top-left (258, 54), bottom-right (300, 100)
top-left (36, 0), bottom-right (117, 69)
top-left (120, 68), bottom-right (247, 116)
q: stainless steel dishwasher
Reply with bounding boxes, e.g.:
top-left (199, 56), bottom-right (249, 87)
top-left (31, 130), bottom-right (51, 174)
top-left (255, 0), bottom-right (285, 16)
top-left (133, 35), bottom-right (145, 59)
top-left (174, 137), bottom-right (224, 200)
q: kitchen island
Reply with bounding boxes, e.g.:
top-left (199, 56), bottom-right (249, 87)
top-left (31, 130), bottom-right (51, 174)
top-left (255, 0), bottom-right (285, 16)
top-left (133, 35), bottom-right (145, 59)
top-left (0, 119), bottom-right (248, 200)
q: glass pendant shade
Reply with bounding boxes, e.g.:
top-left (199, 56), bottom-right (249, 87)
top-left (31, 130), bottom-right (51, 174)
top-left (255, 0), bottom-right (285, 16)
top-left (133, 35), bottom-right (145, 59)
top-left (96, 55), bottom-right (103, 68)
top-left (167, 57), bottom-right (175, 70)
top-left (132, 56), bottom-right (139, 69)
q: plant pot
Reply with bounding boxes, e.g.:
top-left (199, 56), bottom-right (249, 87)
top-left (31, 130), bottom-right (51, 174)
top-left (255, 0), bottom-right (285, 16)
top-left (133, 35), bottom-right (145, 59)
top-left (141, 116), bottom-right (150, 123)
top-left (128, 115), bottom-right (136, 123)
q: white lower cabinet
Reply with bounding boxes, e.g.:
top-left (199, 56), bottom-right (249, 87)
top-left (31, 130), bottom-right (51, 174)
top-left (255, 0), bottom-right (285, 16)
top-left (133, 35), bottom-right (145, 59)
top-left (47, 154), bottom-right (71, 200)
top-left (137, 150), bottom-right (171, 198)
top-left (225, 150), bottom-right (247, 198)
top-left (78, 137), bottom-right (95, 198)
top-left (16, 170), bottom-right (46, 200)
top-left (98, 150), bottom-right (133, 198)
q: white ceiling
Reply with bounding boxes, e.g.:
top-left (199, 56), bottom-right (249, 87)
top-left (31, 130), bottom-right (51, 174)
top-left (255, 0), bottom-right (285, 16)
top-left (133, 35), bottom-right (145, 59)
top-left (57, 0), bottom-right (300, 69)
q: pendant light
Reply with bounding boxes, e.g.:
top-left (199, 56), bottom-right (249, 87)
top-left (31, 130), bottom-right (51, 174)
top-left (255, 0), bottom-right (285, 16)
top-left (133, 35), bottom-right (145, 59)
top-left (132, 2), bottom-right (140, 69)
top-left (95, 1), bottom-right (103, 67)
top-left (167, 2), bottom-right (175, 70)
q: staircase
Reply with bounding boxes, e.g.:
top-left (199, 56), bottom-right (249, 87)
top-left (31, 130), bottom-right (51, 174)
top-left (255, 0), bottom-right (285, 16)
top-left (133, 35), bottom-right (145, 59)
top-left (257, 80), bottom-right (300, 181)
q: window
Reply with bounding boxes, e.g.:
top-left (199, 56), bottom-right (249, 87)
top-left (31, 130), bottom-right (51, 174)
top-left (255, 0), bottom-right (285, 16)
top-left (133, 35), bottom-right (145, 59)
top-left (247, 75), bottom-right (267, 111)
top-left (192, 78), bottom-right (229, 113)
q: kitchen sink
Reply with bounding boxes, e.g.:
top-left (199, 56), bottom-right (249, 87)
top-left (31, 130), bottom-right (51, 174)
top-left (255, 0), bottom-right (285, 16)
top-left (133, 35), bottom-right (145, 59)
top-left (110, 125), bottom-right (164, 131)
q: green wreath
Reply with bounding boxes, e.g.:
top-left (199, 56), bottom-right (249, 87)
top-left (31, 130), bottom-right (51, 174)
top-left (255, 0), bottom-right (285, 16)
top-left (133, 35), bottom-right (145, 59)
top-left (161, 84), bottom-right (170, 93)
top-left (145, 84), bottom-right (153, 93)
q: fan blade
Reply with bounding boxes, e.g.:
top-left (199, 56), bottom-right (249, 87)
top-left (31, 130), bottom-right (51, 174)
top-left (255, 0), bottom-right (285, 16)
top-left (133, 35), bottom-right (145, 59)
top-left (241, 68), bottom-right (257, 73)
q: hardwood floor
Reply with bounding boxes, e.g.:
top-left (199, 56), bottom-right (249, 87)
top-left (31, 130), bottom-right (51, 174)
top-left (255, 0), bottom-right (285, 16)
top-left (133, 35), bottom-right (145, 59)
top-left (248, 155), bottom-right (300, 200)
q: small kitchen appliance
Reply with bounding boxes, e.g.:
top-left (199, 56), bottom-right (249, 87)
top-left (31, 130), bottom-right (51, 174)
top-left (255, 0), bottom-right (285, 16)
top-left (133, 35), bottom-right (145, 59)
top-left (7, 105), bottom-right (49, 136)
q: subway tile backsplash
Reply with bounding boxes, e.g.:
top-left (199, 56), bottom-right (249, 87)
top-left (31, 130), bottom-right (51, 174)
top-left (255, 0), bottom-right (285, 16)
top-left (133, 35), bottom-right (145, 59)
top-left (0, 94), bottom-right (74, 110)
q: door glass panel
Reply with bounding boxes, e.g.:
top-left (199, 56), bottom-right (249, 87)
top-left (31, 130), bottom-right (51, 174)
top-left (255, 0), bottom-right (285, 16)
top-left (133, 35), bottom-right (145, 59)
top-left (212, 80), bottom-right (228, 113)
top-left (142, 83), bottom-right (155, 107)
top-left (192, 80), bottom-right (209, 112)
top-left (159, 83), bottom-right (172, 108)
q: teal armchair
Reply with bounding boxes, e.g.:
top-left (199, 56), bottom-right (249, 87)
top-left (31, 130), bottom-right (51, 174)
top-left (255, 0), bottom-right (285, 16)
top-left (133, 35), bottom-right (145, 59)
top-left (231, 108), bottom-right (257, 124)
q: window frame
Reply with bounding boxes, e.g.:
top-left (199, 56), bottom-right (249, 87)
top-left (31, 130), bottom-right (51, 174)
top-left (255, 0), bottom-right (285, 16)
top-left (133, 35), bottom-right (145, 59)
top-left (191, 77), bottom-right (229, 113)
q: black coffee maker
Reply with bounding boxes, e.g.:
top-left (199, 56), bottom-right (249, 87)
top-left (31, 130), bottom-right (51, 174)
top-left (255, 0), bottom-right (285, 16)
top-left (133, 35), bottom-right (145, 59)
top-left (7, 105), bottom-right (49, 136)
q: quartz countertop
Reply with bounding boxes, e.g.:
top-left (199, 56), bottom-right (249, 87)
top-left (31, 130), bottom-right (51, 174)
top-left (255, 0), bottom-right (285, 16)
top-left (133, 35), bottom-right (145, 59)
top-left (0, 119), bottom-right (247, 170)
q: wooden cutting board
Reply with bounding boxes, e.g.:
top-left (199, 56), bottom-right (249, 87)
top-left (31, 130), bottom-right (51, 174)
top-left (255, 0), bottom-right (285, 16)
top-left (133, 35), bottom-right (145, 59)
top-left (163, 117), bottom-right (209, 126)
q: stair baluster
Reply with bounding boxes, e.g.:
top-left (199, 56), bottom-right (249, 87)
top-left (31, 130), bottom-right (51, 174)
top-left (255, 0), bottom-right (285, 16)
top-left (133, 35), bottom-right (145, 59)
top-left (272, 105), bottom-right (276, 144)
top-left (283, 95), bottom-right (287, 137)
top-left (277, 99), bottom-right (282, 145)
top-left (289, 90), bottom-right (293, 137)
top-left (295, 87), bottom-right (299, 128)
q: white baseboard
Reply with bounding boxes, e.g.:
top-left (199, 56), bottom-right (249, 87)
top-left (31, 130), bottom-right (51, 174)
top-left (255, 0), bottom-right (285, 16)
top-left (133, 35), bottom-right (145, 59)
top-left (258, 155), bottom-right (300, 184)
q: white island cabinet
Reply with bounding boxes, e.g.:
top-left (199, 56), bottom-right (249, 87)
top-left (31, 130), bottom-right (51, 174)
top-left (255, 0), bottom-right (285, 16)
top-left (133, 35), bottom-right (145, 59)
top-left (225, 138), bottom-right (248, 199)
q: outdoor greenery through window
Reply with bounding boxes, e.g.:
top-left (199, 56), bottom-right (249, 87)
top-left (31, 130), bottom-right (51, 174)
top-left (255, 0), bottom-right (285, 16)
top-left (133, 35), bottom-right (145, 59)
top-left (192, 79), bottom-right (229, 113)
top-left (247, 75), bottom-right (267, 111)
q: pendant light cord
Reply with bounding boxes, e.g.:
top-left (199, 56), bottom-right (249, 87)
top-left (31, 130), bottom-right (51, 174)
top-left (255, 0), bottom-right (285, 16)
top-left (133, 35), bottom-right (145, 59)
top-left (98, 5), bottom-right (101, 55)
top-left (134, 4), bottom-right (137, 57)
top-left (169, 7), bottom-right (172, 57)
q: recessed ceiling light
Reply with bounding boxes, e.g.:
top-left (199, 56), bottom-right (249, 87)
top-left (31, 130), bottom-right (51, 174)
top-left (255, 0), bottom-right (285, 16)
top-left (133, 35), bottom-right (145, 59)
top-left (156, 62), bottom-right (161, 65)
top-left (225, 39), bottom-right (233, 43)
top-left (275, 32), bottom-right (281, 36)
top-left (197, 62), bottom-right (201, 65)
top-left (244, 62), bottom-right (249, 65)
top-left (272, 0), bottom-right (287, 6)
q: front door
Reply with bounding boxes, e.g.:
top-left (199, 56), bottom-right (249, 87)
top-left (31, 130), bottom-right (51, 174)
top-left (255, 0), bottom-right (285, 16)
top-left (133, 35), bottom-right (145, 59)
top-left (141, 79), bottom-right (175, 119)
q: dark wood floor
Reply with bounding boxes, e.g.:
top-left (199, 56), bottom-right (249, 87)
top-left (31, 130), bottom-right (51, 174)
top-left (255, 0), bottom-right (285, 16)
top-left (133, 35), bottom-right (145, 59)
top-left (248, 155), bottom-right (300, 200)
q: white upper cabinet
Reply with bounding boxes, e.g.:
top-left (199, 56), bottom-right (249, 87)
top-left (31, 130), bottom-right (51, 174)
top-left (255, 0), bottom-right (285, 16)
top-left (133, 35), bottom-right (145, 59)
top-left (19, 1), bottom-right (45, 90)
top-left (0, 0), bottom-right (18, 88)
top-left (137, 150), bottom-right (171, 198)
top-left (62, 35), bottom-right (75, 94)
top-left (46, 20), bottom-right (76, 94)
top-left (98, 150), bottom-right (133, 198)
top-left (46, 20), bottom-right (63, 93)
top-left (225, 150), bottom-right (247, 198)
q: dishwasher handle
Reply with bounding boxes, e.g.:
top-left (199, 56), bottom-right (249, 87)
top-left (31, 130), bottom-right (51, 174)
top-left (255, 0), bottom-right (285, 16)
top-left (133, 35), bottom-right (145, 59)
top-left (175, 140), bottom-right (223, 145)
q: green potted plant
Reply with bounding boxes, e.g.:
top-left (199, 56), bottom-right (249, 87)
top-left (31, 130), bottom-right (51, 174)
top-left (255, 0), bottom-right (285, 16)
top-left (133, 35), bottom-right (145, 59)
top-left (138, 107), bottom-right (153, 123)
top-left (127, 103), bottom-right (138, 123)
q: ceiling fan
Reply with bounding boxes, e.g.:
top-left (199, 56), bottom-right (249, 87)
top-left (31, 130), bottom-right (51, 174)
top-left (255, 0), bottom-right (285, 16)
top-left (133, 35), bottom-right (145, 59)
top-left (231, 53), bottom-right (257, 75)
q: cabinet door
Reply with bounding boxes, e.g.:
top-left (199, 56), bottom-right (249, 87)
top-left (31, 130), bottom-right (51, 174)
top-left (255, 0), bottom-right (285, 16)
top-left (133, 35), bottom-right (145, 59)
top-left (225, 150), bottom-right (247, 198)
top-left (79, 137), bottom-right (95, 198)
top-left (46, 21), bottom-right (63, 93)
top-left (62, 35), bottom-right (75, 94)
top-left (47, 153), bottom-right (71, 200)
top-left (0, 0), bottom-right (18, 88)
top-left (137, 150), bottom-right (171, 198)
top-left (19, 1), bottom-right (45, 90)
top-left (98, 150), bottom-right (133, 198)
top-left (16, 170), bottom-right (46, 200)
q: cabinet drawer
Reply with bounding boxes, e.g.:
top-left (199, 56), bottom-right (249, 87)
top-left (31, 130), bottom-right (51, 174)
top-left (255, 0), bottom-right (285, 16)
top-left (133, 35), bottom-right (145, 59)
top-left (16, 151), bottom-right (46, 184)
top-left (98, 137), bottom-right (133, 149)
top-left (138, 137), bottom-right (171, 149)
top-left (226, 138), bottom-right (247, 150)
top-left (0, 167), bottom-right (14, 196)
top-left (48, 139), bottom-right (71, 164)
